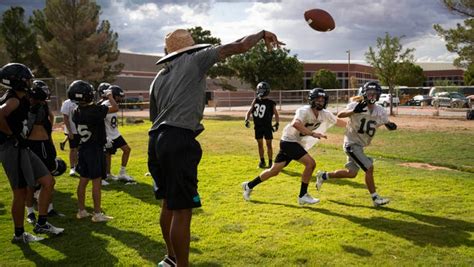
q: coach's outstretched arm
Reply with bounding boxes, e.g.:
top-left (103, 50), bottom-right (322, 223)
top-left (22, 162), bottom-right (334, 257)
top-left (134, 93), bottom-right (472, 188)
top-left (218, 30), bottom-right (285, 60)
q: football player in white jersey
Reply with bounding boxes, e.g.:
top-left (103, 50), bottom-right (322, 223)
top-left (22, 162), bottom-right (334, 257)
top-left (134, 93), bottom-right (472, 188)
top-left (316, 82), bottom-right (397, 206)
top-left (102, 85), bottom-right (135, 183)
top-left (241, 88), bottom-right (346, 205)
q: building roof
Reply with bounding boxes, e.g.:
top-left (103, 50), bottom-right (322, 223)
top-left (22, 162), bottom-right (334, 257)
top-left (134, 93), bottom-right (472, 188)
top-left (414, 62), bottom-right (464, 71)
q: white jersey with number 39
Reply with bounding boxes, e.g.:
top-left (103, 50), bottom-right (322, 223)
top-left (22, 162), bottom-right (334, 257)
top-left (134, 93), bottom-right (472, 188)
top-left (344, 101), bottom-right (389, 147)
top-left (102, 100), bottom-right (120, 140)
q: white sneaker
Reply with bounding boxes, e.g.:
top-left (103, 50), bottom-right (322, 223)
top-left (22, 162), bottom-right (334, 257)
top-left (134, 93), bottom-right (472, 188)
top-left (92, 212), bottom-right (113, 222)
top-left (158, 255), bottom-right (176, 267)
top-left (33, 222), bottom-right (64, 235)
top-left (12, 232), bottom-right (44, 243)
top-left (316, 171), bottom-right (326, 191)
top-left (101, 179), bottom-right (110, 186)
top-left (373, 196), bottom-right (390, 207)
top-left (241, 182), bottom-right (252, 201)
top-left (76, 209), bottom-right (91, 219)
top-left (298, 193), bottom-right (320, 205)
top-left (69, 168), bottom-right (78, 177)
top-left (106, 174), bottom-right (118, 181)
top-left (118, 173), bottom-right (134, 182)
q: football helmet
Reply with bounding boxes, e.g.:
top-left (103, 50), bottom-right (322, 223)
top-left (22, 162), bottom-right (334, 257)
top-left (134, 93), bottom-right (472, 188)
top-left (109, 85), bottom-right (125, 98)
top-left (360, 81), bottom-right (382, 104)
top-left (308, 88), bottom-right (328, 110)
top-left (51, 157), bottom-right (67, 176)
top-left (256, 81), bottom-right (270, 98)
top-left (29, 80), bottom-right (50, 101)
top-left (97, 82), bottom-right (110, 98)
top-left (67, 80), bottom-right (94, 103)
top-left (0, 63), bottom-right (34, 91)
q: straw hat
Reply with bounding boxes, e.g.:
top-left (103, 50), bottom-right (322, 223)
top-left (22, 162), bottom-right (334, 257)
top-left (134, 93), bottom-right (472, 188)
top-left (156, 29), bottom-right (211, 65)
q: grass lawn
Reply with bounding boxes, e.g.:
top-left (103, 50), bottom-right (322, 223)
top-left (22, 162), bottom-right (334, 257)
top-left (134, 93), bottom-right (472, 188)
top-left (0, 118), bottom-right (473, 266)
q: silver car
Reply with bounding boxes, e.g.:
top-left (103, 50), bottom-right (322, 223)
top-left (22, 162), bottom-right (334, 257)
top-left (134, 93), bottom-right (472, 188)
top-left (432, 92), bottom-right (471, 108)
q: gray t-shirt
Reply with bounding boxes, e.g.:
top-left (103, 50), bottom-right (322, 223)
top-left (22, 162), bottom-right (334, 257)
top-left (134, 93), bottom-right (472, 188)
top-left (149, 46), bottom-right (221, 134)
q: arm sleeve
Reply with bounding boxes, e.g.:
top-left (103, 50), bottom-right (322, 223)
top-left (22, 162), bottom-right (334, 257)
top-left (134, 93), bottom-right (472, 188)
top-left (193, 47), bottom-right (221, 75)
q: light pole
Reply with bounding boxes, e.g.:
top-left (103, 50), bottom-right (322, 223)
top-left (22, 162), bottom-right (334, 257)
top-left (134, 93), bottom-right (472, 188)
top-left (346, 49), bottom-right (351, 89)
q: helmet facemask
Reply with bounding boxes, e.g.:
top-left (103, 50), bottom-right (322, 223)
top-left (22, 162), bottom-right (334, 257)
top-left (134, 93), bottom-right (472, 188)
top-left (364, 89), bottom-right (379, 104)
top-left (311, 96), bottom-right (326, 110)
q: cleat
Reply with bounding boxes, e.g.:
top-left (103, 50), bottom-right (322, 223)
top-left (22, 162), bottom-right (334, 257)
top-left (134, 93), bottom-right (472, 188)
top-left (33, 222), bottom-right (64, 235)
top-left (316, 171), bottom-right (326, 191)
top-left (158, 255), bottom-right (176, 267)
top-left (373, 196), bottom-right (390, 207)
top-left (298, 193), bottom-right (320, 205)
top-left (118, 173), bottom-right (135, 182)
top-left (241, 182), bottom-right (252, 201)
top-left (26, 213), bottom-right (37, 225)
top-left (91, 212), bottom-right (113, 222)
top-left (12, 232), bottom-right (44, 244)
top-left (69, 169), bottom-right (78, 177)
top-left (48, 209), bottom-right (65, 217)
top-left (101, 179), bottom-right (110, 186)
top-left (76, 209), bottom-right (91, 219)
top-left (106, 174), bottom-right (118, 181)
top-left (258, 161), bottom-right (266, 169)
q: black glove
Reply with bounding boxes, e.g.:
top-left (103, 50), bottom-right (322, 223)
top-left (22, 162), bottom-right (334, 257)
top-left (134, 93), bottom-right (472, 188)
top-left (385, 122), bottom-right (397, 131)
top-left (245, 120), bottom-right (250, 128)
top-left (353, 101), bottom-right (368, 113)
top-left (272, 122), bottom-right (279, 132)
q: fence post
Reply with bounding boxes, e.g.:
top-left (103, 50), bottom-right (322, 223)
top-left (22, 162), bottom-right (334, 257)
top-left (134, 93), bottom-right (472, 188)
top-left (279, 90), bottom-right (282, 111)
top-left (228, 91), bottom-right (231, 111)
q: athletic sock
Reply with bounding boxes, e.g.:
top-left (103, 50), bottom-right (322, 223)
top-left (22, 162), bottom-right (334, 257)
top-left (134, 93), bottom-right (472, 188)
top-left (371, 192), bottom-right (379, 200)
top-left (248, 176), bottom-right (262, 189)
top-left (120, 166), bottom-right (126, 175)
top-left (14, 227), bottom-right (24, 237)
top-left (323, 172), bottom-right (329, 180)
top-left (299, 182), bottom-right (309, 197)
top-left (37, 215), bottom-right (47, 226)
top-left (268, 160), bottom-right (273, 167)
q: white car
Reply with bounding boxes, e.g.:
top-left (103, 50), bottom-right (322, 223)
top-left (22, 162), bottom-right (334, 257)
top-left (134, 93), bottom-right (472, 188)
top-left (376, 93), bottom-right (400, 107)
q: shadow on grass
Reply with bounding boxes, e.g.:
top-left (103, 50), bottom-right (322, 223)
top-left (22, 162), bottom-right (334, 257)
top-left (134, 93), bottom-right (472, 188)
top-left (326, 178), bottom-right (367, 189)
top-left (15, 191), bottom-right (166, 265)
top-left (281, 169), bottom-right (301, 178)
top-left (341, 245), bottom-right (372, 257)
top-left (0, 202), bottom-right (5, 215)
top-left (102, 180), bottom-right (157, 206)
top-left (252, 199), bottom-right (474, 248)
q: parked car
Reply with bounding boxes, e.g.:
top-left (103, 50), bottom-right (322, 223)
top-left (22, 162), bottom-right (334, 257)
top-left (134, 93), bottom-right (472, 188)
top-left (432, 92), bottom-right (471, 109)
top-left (407, 95), bottom-right (432, 106)
top-left (376, 93), bottom-right (400, 107)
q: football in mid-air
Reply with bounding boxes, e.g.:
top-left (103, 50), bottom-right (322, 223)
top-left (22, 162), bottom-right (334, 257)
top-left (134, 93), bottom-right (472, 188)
top-left (304, 8), bottom-right (335, 32)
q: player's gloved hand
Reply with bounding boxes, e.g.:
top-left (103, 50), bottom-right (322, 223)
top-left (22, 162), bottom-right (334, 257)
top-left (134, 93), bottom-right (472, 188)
top-left (105, 137), bottom-right (113, 149)
top-left (353, 100), bottom-right (367, 113)
top-left (272, 122), bottom-right (279, 132)
top-left (385, 122), bottom-right (397, 131)
top-left (245, 120), bottom-right (250, 128)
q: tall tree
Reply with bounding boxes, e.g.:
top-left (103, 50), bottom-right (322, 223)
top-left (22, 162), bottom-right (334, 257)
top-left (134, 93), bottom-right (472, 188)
top-left (434, 0), bottom-right (474, 68)
top-left (188, 26), bottom-right (235, 78)
top-left (311, 69), bottom-right (340, 89)
top-left (0, 7), bottom-right (37, 67)
top-left (463, 63), bottom-right (474, 85)
top-left (0, 30), bottom-right (9, 66)
top-left (365, 33), bottom-right (415, 115)
top-left (395, 62), bottom-right (426, 86)
top-left (227, 42), bottom-right (303, 90)
top-left (37, 0), bottom-right (123, 83)
top-left (96, 20), bottom-right (123, 84)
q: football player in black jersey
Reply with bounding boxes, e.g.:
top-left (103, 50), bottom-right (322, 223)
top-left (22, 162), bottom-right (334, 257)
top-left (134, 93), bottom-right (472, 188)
top-left (0, 63), bottom-right (64, 243)
top-left (25, 80), bottom-right (66, 224)
top-left (245, 82), bottom-right (279, 168)
top-left (70, 80), bottom-right (118, 222)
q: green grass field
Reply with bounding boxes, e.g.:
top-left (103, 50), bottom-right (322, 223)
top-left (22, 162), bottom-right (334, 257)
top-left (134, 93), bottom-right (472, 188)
top-left (0, 118), bottom-right (473, 266)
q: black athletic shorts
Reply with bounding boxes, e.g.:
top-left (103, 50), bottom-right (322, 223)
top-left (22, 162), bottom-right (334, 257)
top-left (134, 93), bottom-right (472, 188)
top-left (27, 139), bottom-right (57, 172)
top-left (274, 141), bottom-right (307, 166)
top-left (254, 125), bottom-right (273, 140)
top-left (77, 145), bottom-right (106, 179)
top-left (106, 135), bottom-right (127, 155)
top-left (68, 134), bottom-right (81, 149)
top-left (148, 125), bottom-right (202, 210)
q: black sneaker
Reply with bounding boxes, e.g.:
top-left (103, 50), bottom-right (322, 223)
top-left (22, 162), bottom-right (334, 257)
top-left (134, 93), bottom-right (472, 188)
top-left (26, 213), bottom-right (37, 225)
top-left (48, 209), bottom-right (65, 217)
top-left (33, 222), bottom-right (64, 235)
top-left (258, 161), bottom-right (266, 169)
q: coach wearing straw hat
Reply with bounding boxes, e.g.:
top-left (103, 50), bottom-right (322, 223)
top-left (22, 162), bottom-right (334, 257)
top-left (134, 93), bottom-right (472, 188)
top-left (148, 28), bottom-right (284, 267)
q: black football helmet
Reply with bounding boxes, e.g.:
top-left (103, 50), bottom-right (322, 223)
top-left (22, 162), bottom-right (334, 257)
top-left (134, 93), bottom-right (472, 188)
top-left (51, 157), bottom-right (67, 176)
top-left (109, 85), bottom-right (125, 98)
top-left (0, 63), bottom-right (34, 91)
top-left (256, 81), bottom-right (270, 98)
top-left (97, 82), bottom-right (110, 98)
top-left (67, 80), bottom-right (94, 103)
top-left (360, 81), bottom-right (382, 104)
top-left (29, 80), bottom-right (50, 101)
top-left (308, 88), bottom-right (328, 110)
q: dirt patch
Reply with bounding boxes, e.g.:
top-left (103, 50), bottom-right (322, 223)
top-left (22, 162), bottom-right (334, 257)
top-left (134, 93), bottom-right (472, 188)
top-left (388, 115), bottom-right (473, 132)
top-left (399, 162), bottom-right (454, 171)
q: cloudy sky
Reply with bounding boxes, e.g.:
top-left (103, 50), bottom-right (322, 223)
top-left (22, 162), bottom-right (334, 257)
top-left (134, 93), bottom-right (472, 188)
top-left (0, 0), bottom-right (465, 63)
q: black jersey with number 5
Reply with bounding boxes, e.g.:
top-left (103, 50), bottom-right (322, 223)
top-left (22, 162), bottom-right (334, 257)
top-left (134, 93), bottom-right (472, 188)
top-left (252, 98), bottom-right (276, 127)
top-left (72, 104), bottom-right (109, 147)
